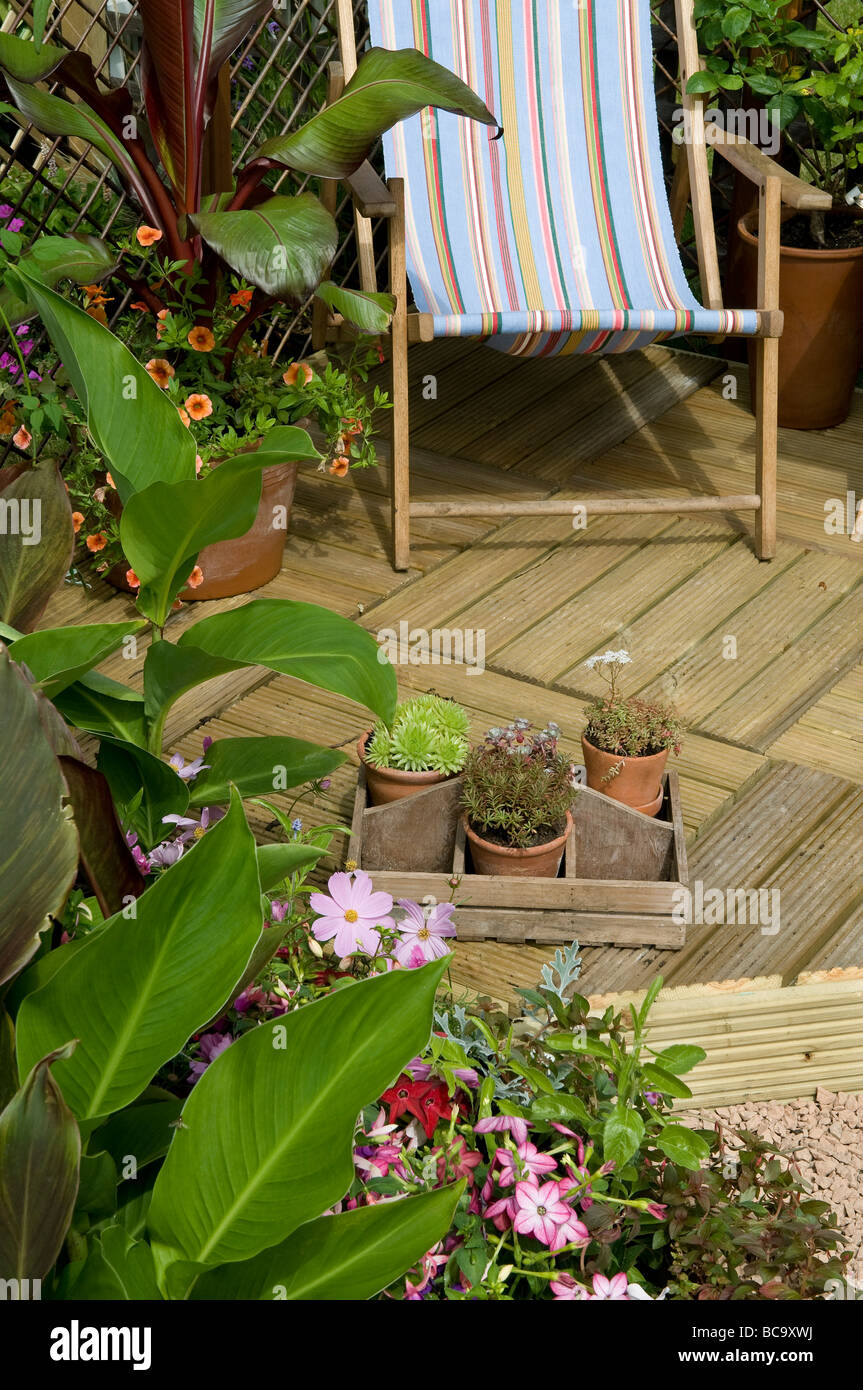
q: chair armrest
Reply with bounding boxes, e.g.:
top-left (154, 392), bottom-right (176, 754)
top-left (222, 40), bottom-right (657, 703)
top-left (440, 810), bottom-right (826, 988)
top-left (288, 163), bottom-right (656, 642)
top-left (707, 127), bottom-right (832, 211)
top-left (346, 162), bottom-right (397, 218)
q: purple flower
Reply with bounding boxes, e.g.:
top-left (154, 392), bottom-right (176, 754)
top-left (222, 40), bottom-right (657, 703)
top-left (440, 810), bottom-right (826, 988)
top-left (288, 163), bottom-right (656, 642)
top-left (17, 339), bottom-right (33, 356)
top-left (475, 1114), bottom-right (530, 1146)
top-left (643, 1090), bottom-right (661, 1106)
top-left (28, 371), bottom-right (42, 382)
top-left (167, 751), bottom-right (209, 781)
top-left (309, 870), bottom-right (394, 957)
top-left (0, 352), bottom-right (19, 377)
top-left (269, 899), bottom-right (290, 923)
top-left (161, 805), bottom-right (224, 843)
top-left (188, 1031), bottom-right (233, 1084)
top-left (291, 817), bottom-right (302, 835)
top-left (0, 204), bottom-right (13, 218)
top-left (125, 830), bottom-right (149, 875)
top-left (319, 777), bottom-right (331, 790)
top-left (147, 839), bottom-right (184, 870)
top-left (394, 899), bottom-right (456, 966)
top-left (406, 1056), bottom-right (479, 1088)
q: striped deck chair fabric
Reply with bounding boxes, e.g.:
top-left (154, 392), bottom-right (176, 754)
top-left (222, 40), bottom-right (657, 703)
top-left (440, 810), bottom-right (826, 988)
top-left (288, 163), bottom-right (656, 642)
top-left (367, 0), bottom-right (760, 357)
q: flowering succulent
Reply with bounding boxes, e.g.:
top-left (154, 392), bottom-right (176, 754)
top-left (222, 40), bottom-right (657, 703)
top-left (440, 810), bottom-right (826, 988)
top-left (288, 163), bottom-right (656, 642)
top-left (366, 695), bottom-right (470, 775)
top-left (582, 651), bottom-right (683, 758)
top-left (461, 720), bottom-right (575, 849)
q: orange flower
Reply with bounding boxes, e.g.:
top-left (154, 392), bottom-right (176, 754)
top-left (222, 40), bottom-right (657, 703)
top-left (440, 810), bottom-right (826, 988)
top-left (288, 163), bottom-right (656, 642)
top-left (329, 455), bottom-right (350, 478)
top-left (130, 301), bottom-right (150, 313)
top-left (156, 308), bottom-right (171, 338)
top-left (195, 454), bottom-right (204, 475)
top-left (187, 325), bottom-right (215, 352)
top-left (0, 405), bottom-right (16, 435)
top-left (283, 362), bottom-right (314, 387)
top-left (105, 473), bottom-right (115, 489)
top-left (86, 532), bottom-right (107, 553)
top-left (12, 425), bottom-right (32, 450)
top-left (145, 357), bottom-right (175, 388)
top-left (136, 225), bottom-right (163, 247)
top-left (186, 565), bottom-right (204, 589)
top-left (178, 408), bottom-right (191, 427)
top-left (230, 288), bottom-right (253, 308)
top-left (71, 511), bottom-right (85, 534)
top-left (341, 416), bottom-right (363, 438)
top-left (125, 569), bottom-right (141, 590)
top-left (184, 393), bottom-right (213, 421)
top-left (85, 303), bottom-right (109, 325)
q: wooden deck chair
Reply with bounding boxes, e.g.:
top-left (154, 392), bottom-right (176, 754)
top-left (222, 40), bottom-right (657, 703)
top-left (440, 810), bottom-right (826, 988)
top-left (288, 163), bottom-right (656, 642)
top-left (322, 0), bottom-right (830, 571)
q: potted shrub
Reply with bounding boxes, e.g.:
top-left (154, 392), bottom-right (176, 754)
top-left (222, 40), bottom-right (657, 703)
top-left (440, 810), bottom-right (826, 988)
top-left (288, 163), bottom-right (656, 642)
top-left (581, 652), bottom-right (683, 817)
top-left (460, 720), bottom-right (574, 878)
top-left (360, 694), bottom-right (469, 806)
top-left (690, 4), bottom-right (863, 428)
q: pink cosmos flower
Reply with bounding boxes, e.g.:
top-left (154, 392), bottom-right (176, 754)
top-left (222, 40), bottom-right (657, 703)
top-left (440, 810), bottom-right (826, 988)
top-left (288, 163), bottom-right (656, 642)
top-left (167, 751), bottom-right (209, 780)
top-left (590, 1272), bottom-right (631, 1300)
top-left (512, 1180), bottom-right (575, 1248)
top-left (162, 805), bottom-right (224, 843)
top-left (475, 1114), bottom-right (530, 1146)
top-left (309, 870), bottom-right (394, 957)
top-left (550, 1273), bottom-right (590, 1301)
top-left (394, 899), bottom-right (456, 966)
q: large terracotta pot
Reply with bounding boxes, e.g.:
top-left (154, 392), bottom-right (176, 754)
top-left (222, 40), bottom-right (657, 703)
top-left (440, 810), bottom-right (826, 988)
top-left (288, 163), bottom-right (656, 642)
top-left (736, 210), bottom-right (863, 430)
top-left (358, 732), bottom-right (455, 806)
top-left (108, 456), bottom-right (298, 601)
top-left (582, 736), bottom-right (668, 818)
top-left (464, 812), bottom-right (572, 879)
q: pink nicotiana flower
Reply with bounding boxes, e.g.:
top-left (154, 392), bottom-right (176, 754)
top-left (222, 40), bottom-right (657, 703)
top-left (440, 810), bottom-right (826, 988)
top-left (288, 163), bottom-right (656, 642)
top-left (512, 1180), bottom-right (577, 1249)
top-left (590, 1272), bottom-right (631, 1300)
top-left (309, 870), bottom-right (394, 957)
top-left (393, 899), bottom-right (456, 966)
top-left (496, 1141), bottom-right (558, 1187)
top-left (474, 1114), bottom-right (530, 1146)
top-left (405, 1056), bottom-right (479, 1089)
top-left (550, 1273), bottom-right (590, 1301)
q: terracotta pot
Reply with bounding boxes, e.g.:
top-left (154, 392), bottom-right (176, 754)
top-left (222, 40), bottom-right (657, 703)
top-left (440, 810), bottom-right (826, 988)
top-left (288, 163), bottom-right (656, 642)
top-left (464, 811), bottom-right (572, 879)
top-left (107, 453), bottom-right (299, 602)
top-left (358, 732), bottom-right (455, 806)
top-left (736, 210), bottom-right (863, 430)
top-left (582, 736), bottom-right (668, 817)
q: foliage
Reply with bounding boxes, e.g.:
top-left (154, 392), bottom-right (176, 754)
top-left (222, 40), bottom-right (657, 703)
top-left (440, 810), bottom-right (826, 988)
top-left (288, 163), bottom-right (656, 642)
top-left (690, 0), bottom-right (863, 203)
top-left (461, 720), bottom-right (575, 849)
top-left (366, 694), bottom-right (470, 775)
top-left (582, 651), bottom-right (683, 758)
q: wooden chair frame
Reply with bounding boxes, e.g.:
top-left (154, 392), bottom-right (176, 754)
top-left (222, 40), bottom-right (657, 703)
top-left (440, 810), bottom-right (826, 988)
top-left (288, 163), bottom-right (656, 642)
top-left (320, 0), bottom-right (831, 571)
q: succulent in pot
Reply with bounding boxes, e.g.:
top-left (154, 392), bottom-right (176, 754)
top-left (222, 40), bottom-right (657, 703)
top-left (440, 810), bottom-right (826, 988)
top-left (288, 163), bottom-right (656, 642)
top-left (359, 694), bottom-right (469, 806)
top-left (460, 720), bottom-right (574, 878)
top-left (581, 652), bottom-right (683, 818)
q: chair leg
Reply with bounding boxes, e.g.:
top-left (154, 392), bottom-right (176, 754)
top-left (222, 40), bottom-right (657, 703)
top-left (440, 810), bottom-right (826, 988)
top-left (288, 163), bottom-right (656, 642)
top-left (755, 336), bottom-right (779, 561)
top-left (388, 178), bottom-right (410, 571)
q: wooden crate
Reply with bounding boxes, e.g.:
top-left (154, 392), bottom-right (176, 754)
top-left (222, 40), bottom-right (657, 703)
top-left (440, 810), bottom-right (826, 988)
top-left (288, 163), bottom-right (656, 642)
top-left (350, 768), bottom-right (688, 948)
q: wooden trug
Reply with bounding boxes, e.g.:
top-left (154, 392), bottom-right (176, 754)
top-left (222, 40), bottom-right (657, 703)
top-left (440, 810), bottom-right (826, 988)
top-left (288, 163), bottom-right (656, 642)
top-left (351, 768), bottom-right (688, 949)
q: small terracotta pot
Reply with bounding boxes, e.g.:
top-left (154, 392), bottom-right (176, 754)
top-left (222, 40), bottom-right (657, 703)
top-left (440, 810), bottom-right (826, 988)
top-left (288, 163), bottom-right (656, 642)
top-left (464, 811), bottom-right (572, 879)
top-left (107, 452), bottom-right (299, 602)
top-left (736, 210), bottom-right (863, 430)
top-left (582, 736), bottom-right (668, 818)
top-left (358, 732), bottom-right (455, 806)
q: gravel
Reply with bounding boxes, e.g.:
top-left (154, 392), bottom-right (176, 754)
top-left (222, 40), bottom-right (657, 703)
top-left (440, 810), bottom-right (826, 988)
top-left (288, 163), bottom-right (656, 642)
top-left (679, 1087), bottom-right (863, 1287)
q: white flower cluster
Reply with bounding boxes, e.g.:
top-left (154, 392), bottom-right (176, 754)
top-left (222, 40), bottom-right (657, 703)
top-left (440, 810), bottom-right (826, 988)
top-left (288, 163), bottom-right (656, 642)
top-left (584, 649), bottom-right (632, 671)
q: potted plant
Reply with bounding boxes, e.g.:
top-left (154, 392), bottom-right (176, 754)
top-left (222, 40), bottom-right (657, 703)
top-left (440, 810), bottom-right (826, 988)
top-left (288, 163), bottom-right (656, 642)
top-left (690, 3), bottom-right (863, 428)
top-left (360, 694), bottom-right (469, 806)
top-left (460, 720), bottom-right (574, 878)
top-left (581, 652), bottom-right (683, 818)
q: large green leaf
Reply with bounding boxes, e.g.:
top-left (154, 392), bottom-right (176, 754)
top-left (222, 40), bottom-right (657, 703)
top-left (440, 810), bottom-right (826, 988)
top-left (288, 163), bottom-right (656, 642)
top-left (192, 1184), bottom-right (464, 1300)
top-left (55, 1225), bottom-right (162, 1300)
top-left (0, 460), bottom-right (74, 631)
top-left (96, 737), bottom-right (189, 850)
top-left (314, 281), bottom-right (395, 334)
top-left (0, 234), bottom-right (117, 326)
top-left (94, 1088), bottom-right (184, 1174)
top-left (178, 598), bottom-right (397, 724)
top-left (256, 842), bottom-right (324, 893)
top-left (0, 647), bottom-right (78, 986)
top-left (55, 671), bottom-right (148, 748)
top-left (187, 736), bottom-right (346, 806)
top-left (190, 194), bottom-right (338, 300)
top-left (16, 790), bottom-right (262, 1122)
top-left (147, 958), bottom-right (448, 1274)
top-left (0, 30), bottom-right (68, 82)
top-left (602, 1104), bottom-right (645, 1171)
top-left (249, 46), bottom-right (498, 178)
top-left (10, 621), bottom-right (147, 699)
top-left (0, 1043), bottom-right (80, 1280)
top-left (5, 270), bottom-right (197, 503)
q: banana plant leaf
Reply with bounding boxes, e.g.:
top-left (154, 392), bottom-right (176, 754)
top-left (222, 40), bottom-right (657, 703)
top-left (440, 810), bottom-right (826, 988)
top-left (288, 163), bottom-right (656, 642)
top-left (0, 30), bottom-right (68, 82)
top-left (58, 757), bottom-right (146, 919)
top-left (0, 647), bottom-right (79, 987)
top-left (55, 671), bottom-right (149, 748)
top-left (10, 621), bottom-right (147, 700)
top-left (190, 194), bottom-right (338, 299)
top-left (15, 790), bottom-right (264, 1122)
top-left (314, 282), bottom-right (395, 334)
top-left (147, 957), bottom-right (448, 1275)
top-left (95, 737), bottom-right (189, 851)
top-left (248, 46), bottom-right (498, 178)
top-left (0, 234), bottom-right (118, 327)
top-left (187, 736), bottom-right (346, 807)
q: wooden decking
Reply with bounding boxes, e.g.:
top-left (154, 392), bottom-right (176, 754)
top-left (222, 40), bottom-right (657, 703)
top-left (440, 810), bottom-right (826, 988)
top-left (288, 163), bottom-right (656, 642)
top-left (42, 340), bottom-right (863, 1101)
